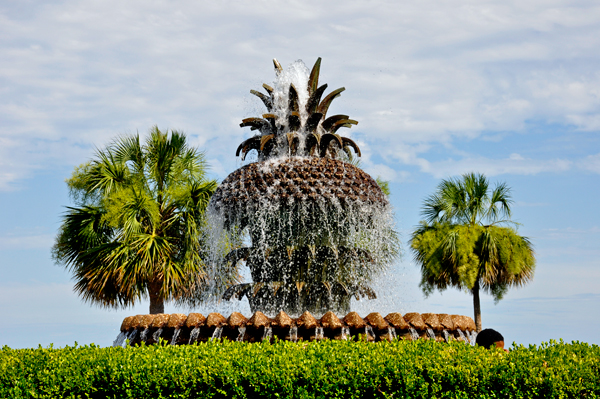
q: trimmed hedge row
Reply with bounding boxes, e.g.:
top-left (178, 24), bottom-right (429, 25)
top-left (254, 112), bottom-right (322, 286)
top-left (1, 339), bottom-right (598, 398)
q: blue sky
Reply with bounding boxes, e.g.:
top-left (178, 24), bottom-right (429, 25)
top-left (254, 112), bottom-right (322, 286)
top-left (1, 0), bottom-right (599, 348)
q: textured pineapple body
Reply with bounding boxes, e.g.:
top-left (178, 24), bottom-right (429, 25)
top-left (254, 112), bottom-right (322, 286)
top-left (211, 157), bottom-right (387, 219)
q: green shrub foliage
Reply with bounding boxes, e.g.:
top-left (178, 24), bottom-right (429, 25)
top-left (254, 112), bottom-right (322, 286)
top-left (1, 339), bottom-right (598, 398)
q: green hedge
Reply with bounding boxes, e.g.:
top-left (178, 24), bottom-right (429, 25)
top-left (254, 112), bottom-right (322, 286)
top-left (1, 339), bottom-right (598, 398)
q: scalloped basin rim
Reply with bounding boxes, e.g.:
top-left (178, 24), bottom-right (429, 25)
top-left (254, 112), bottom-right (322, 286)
top-left (117, 311), bottom-right (477, 344)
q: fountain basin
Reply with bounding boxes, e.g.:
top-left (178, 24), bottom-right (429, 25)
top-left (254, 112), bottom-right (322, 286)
top-left (115, 311), bottom-right (477, 346)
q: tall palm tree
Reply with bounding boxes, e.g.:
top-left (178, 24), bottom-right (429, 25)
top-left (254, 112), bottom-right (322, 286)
top-left (53, 127), bottom-right (223, 314)
top-left (410, 173), bottom-right (535, 331)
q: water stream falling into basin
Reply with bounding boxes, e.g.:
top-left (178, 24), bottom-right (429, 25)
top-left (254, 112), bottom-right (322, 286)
top-left (456, 328), bottom-right (471, 344)
top-left (170, 328), bottom-right (181, 345)
top-left (289, 326), bottom-right (298, 342)
top-left (140, 328), bottom-right (149, 343)
top-left (152, 328), bottom-right (163, 343)
top-left (263, 327), bottom-right (273, 341)
top-left (188, 327), bottom-right (200, 344)
top-left (127, 330), bottom-right (138, 346)
top-left (364, 325), bottom-right (375, 341)
top-left (408, 327), bottom-right (419, 341)
top-left (442, 329), bottom-right (450, 342)
top-left (341, 327), bottom-right (350, 340)
top-left (388, 327), bottom-right (397, 341)
top-left (465, 330), bottom-right (477, 345)
top-left (112, 331), bottom-right (126, 347)
top-left (457, 328), bottom-right (467, 342)
top-left (315, 327), bottom-right (324, 340)
top-left (211, 326), bottom-right (223, 340)
top-left (426, 328), bottom-right (436, 340)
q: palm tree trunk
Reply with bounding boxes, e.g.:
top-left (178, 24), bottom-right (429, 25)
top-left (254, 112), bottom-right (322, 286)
top-left (149, 280), bottom-right (164, 314)
top-left (472, 279), bottom-right (482, 332)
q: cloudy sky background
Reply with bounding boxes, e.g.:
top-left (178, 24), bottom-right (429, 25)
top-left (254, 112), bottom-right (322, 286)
top-left (1, 0), bottom-right (599, 347)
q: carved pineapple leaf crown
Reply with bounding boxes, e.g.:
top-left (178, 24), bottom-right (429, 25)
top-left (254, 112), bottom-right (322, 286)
top-left (236, 58), bottom-right (362, 160)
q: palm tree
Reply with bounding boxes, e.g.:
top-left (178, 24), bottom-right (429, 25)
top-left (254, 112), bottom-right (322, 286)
top-left (52, 127), bottom-right (223, 314)
top-left (410, 173), bottom-right (535, 331)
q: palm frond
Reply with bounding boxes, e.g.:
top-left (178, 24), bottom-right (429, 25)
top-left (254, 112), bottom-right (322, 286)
top-left (487, 182), bottom-right (513, 223)
top-left (112, 133), bottom-right (145, 174)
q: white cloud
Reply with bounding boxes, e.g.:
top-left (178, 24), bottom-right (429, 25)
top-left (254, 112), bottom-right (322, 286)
top-left (578, 153), bottom-right (600, 173)
top-left (363, 163), bottom-right (409, 183)
top-left (428, 156), bottom-right (572, 177)
top-left (1, 0), bottom-right (600, 191)
top-left (385, 148), bottom-right (574, 178)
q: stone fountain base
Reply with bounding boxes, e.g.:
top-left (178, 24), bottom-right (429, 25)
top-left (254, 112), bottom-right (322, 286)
top-left (114, 311), bottom-right (477, 346)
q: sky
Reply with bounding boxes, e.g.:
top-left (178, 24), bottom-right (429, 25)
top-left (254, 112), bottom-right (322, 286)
top-left (1, 0), bottom-right (599, 348)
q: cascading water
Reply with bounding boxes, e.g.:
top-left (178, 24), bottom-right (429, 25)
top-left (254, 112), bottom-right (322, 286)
top-left (153, 328), bottom-right (163, 343)
top-left (206, 58), bottom-right (399, 317)
top-left (170, 328), bottom-right (181, 345)
top-left (466, 330), bottom-right (477, 345)
top-left (112, 331), bottom-right (127, 347)
top-left (127, 330), bottom-right (138, 346)
top-left (263, 327), bottom-right (273, 341)
top-left (315, 327), bottom-right (325, 340)
top-left (426, 328), bottom-right (436, 340)
top-left (237, 327), bottom-right (246, 341)
top-left (442, 329), bottom-right (450, 342)
top-left (188, 327), bottom-right (200, 344)
top-left (211, 326), bottom-right (223, 340)
top-left (140, 328), bottom-right (149, 343)
top-left (117, 311), bottom-right (478, 345)
top-left (341, 327), bottom-right (350, 340)
top-left (364, 325), bottom-right (376, 341)
top-left (388, 327), bottom-right (397, 341)
top-left (289, 326), bottom-right (298, 342)
top-left (408, 327), bottom-right (420, 341)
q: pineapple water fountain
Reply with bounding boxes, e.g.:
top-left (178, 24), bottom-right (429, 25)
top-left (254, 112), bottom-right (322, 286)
top-left (208, 57), bottom-right (398, 316)
top-left (115, 58), bottom-right (477, 346)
